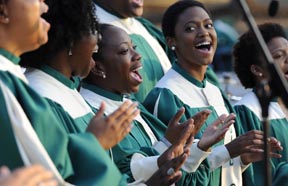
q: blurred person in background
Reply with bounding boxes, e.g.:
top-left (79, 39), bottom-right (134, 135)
top-left (233, 22), bottom-right (288, 186)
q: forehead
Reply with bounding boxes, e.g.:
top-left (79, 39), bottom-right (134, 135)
top-left (103, 27), bottom-right (130, 45)
top-left (177, 6), bottom-right (211, 25)
top-left (268, 37), bottom-right (288, 50)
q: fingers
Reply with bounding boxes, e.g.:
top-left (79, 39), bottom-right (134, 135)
top-left (14, 165), bottom-right (57, 186)
top-left (168, 107), bottom-right (185, 129)
top-left (94, 102), bottom-right (106, 118)
top-left (269, 137), bottom-right (283, 151)
top-left (0, 166), bottom-right (10, 177)
top-left (177, 120), bottom-right (194, 146)
top-left (191, 110), bottom-right (211, 134)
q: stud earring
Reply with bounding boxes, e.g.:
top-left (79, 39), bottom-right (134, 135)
top-left (171, 46), bottom-right (176, 51)
top-left (68, 49), bottom-right (72, 56)
top-left (101, 71), bottom-right (106, 79)
top-left (258, 73), bottom-right (263, 77)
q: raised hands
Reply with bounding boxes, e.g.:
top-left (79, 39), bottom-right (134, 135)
top-left (240, 137), bottom-right (283, 165)
top-left (87, 100), bottom-right (139, 149)
top-left (165, 108), bottom-right (210, 146)
top-left (158, 120), bottom-right (194, 167)
top-left (198, 113), bottom-right (236, 151)
top-left (145, 151), bottom-right (189, 186)
top-left (0, 165), bottom-right (57, 186)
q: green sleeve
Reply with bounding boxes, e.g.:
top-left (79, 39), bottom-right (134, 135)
top-left (273, 162), bottom-right (288, 186)
top-left (112, 119), bottom-right (159, 183)
top-left (0, 87), bottom-right (24, 169)
top-left (143, 87), bottom-right (189, 125)
top-left (67, 133), bottom-right (127, 186)
top-left (0, 72), bottom-right (126, 185)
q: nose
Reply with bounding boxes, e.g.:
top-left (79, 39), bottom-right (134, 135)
top-left (197, 27), bottom-right (209, 37)
top-left (132, 50), bottom-right (141, 62)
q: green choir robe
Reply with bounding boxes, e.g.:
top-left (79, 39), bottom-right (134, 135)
top-left (94, 4), bottom-right (171, 103)
top-left (0, 50), bottom-right (126, 186)
top-left (234, 91), bottom-right (288, 186)
top-left (80, 83), bottom-right (215, 186)
top-left (143, 63), bottom-right (249, 186)
top-left (93, 3), bottom-right (220, 102)
top-left (25, 65), bottom-right (94, 132)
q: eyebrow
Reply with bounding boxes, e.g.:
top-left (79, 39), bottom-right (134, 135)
top-left (184, 18), bottom-right (212, 27)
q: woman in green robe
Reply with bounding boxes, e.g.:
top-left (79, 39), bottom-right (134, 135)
top-left (233, 22), bottom-right (288, 186)
top-left (19, 0), bottom-right (193, 185)
top-left (80, 23), bottom-right (236, 186)
top-left (0, 0), bottom-right (135, 185)
top-left (92, 0), bottom-right (219, 102)
top-left (143, 1), bottom-right (283, 186)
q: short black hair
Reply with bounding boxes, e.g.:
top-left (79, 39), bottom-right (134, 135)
top-left (20, 0), bottom-right (98, 67)
top-left (233, 22), bottom-right (287, 88)
top-left (162, 0), bottom-right (211, 38)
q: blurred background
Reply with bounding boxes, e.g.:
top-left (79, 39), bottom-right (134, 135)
top-left (142, 0), bottom-right (288, 103)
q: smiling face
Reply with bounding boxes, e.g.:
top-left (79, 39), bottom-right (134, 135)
top-left (70, 33), bottom-right (98, 78)
top-left (2, 0), bottom-right (50, 55)
top-left (268, 37), bottom-right (288, 81)
top-left (105, 0), bottom-right (144, 18)
top-left (172, 6), bottom-right (217, 71)
top-left (94, 25), bottom-right (142, 94)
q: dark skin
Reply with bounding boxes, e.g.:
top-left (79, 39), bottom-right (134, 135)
top-left (44, 32), bottom-right (140, 150)
top-left (90, 25), bottom-right (232, 153)
top-left (166, 5), bottom-right (283, 163)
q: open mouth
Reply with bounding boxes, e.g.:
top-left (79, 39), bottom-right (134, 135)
top-left (195, 41), bottom-right (212, 52)
top-left (130, 66), bottom-right (143, 83)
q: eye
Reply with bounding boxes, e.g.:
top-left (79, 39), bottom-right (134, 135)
top-left (273, 51), bottom-right (285, 60)
top-left (119, 49), bottom-right (129, 55)
top-left (206, 23), bottom-right (214, 29)
top-left (185, 26), bottom-right (195, 32)
top-left (132, 45), bottom-right (137, 50)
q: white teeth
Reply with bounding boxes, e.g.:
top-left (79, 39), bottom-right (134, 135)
top-left (195, 41), bottom-right (211, 47)
top-left (134, 66), bottom-right (143, 71)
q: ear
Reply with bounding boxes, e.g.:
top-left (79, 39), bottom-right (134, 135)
top-left (91, 60), bottom-right (107, 79)
top-left (0, 4), bottom-right (9, 24)
top-left (166, 36), bottom-right (176, 50)
top-left (250, 64), bottom-right (264, 77)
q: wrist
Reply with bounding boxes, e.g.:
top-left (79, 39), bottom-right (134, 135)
top-left (197, 140), bottom-right (211, 152)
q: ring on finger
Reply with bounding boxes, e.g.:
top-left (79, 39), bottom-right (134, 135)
top-left (166, 167), bottom-right (175, 176)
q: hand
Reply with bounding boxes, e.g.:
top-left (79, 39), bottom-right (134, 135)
top-left (165, 108), bottom-right (205, 145)
top-left (191, 110), bottom-right (212, 135)
top-left (146, 151), bottom-right (189, 186)
top-left (0, 165), bottom-right (57, 186)
top-left (226, 130), bottom-right (265, 159)
top-left (240, 137), bottom-right (283, 165)
top-left (198, 113), bottom-right (235, 151)
top-left (158, 122), bottom-right (194, 168)
top-left (87, 100), bottom-right (139, 149)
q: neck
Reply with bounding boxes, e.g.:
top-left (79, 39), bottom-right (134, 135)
top-left (177, 60), bottom-right (207, 82)
top-left (45, 51), bottom-right (73, 79)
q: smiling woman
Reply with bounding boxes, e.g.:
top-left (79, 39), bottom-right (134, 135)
top-left (80, 23), bottom-right (234, 186)
top-left (143, 1), bottom-right (283, 186)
